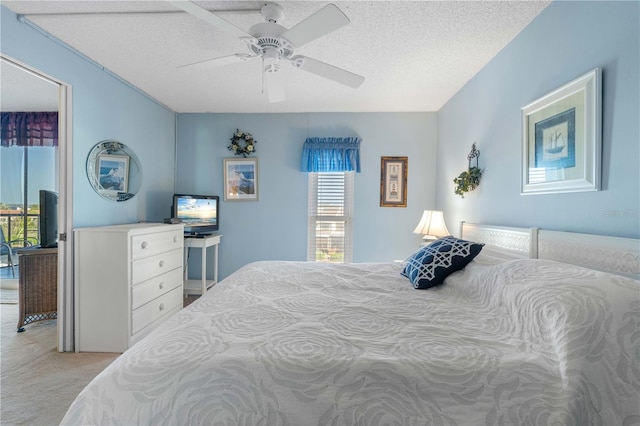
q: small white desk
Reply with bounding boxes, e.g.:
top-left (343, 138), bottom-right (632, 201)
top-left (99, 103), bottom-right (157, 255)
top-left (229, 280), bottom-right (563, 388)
top-left (183, 234), bottom-right (222, 296)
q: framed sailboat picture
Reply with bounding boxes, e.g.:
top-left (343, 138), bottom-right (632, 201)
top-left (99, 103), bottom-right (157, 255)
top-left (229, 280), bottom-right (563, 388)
top-left (521, 68), bottom-right (601, 195)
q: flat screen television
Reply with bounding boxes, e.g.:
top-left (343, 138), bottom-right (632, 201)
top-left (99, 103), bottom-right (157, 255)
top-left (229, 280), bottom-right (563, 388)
top-left (172, 194), bottom-right (219, 236)
top-left (39, 190), bottom-right (58, 248)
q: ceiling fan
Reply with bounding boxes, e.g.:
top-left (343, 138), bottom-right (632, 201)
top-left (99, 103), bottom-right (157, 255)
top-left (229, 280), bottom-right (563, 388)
top-left (166, 1), bottom-right (365, 103)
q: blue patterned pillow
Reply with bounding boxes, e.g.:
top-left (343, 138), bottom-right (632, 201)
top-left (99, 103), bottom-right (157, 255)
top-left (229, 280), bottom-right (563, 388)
top-left (402, 236), bottom-right (484, 289)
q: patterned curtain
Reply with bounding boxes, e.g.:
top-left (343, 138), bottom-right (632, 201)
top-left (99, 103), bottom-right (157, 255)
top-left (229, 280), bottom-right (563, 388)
top-left (301, 137), bottom-right (361, 173)
top-left (0, 112), bottom-right (58, 147)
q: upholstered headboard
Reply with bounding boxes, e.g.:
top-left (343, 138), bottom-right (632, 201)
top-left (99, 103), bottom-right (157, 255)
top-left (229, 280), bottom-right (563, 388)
top-left (460, 221), bottom-right (640, 280)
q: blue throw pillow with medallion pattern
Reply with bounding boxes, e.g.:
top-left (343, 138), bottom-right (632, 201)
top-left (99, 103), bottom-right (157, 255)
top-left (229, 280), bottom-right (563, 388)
top-left (402, 236), bottom-right (484, 289)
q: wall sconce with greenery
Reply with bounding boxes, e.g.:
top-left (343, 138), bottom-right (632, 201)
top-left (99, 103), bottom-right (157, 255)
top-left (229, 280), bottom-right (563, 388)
top-left (453, 143), bottom-right (482, 198)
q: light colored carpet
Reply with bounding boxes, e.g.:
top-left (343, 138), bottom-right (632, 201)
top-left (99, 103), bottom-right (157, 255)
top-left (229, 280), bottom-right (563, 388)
top-left (1, 278), bottom-right (18, 304)
top-left (1, 295), bottom-right (200, 425)
top-left (0, 303), bottom-right (119, 425)
top-left (0, 289), bottom-right (18, 304)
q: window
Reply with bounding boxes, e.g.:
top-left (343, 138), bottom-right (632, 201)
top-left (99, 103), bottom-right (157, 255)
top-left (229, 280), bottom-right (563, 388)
top-left (301, 136), bottom-right (360, 263)
top-left (308, 172), bottom-right (354, 263)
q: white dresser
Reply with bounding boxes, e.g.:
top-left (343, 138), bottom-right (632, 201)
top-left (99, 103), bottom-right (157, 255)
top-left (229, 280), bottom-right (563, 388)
top-left (74, 223), bottom-right (184, 353)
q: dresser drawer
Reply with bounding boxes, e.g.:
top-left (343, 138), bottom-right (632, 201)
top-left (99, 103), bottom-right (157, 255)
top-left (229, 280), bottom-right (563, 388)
top-left (132, 248), bottom-right (182, 284)
top-left (130, 304), bottom-right (181, 347)
top-left (132, 268), bottom-right (183, 310)
top-left (132, 286), bottom-right (183, 335)
top-left (131, 229), bottom-right (183, 260)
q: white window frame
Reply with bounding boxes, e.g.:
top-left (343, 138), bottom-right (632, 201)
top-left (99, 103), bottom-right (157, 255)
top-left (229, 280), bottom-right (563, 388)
top-left (307, 171), bottom-right (354, 263)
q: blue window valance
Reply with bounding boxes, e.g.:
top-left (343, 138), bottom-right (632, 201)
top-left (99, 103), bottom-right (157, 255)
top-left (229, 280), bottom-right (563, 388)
top-left (301, 137), bottom-right (361, 173)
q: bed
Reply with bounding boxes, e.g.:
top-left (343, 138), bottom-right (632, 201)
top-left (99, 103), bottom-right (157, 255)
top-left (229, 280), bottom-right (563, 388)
top-left (61, 223), bottom-right (640, 425)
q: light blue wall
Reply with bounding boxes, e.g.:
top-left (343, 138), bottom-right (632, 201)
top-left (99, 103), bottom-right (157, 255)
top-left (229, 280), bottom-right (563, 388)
top-left (1, 6), bottom-right (177, 226)
top-left (436, 1), bottom-right (640, 238)
top-left (6, 0), bottom-right (636, 282)
top-left (176, 112), bottom-right (437, 279)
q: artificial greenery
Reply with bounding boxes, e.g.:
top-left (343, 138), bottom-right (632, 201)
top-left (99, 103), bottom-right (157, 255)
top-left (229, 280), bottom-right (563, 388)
top-left (453, 143), bottom-right (483, 198)
top-left (453, 166), bottom-right (483, 198)
top-left (228, 129), bottom-right (257, 157)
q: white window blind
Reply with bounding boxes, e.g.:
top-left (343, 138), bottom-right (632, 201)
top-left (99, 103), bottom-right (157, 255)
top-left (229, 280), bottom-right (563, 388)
top-left (308, 172), bottom-right (354, 263)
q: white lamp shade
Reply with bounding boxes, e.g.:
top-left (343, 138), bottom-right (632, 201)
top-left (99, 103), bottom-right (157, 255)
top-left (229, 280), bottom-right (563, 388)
top-left (413, 210), bottom-right (450, 239)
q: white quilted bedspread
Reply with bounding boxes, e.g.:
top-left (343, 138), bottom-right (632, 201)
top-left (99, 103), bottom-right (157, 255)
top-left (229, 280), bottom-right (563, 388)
top-left (62, 257), bottom-right (640, 425)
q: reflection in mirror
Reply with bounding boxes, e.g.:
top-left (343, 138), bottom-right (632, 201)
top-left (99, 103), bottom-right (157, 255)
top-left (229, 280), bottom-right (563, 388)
top-left (86, 140), bottom-right (141, 202)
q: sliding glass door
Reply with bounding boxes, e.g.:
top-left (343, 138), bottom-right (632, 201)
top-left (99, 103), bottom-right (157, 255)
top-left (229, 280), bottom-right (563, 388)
top-left (0, 144), bottom-right (57, 247)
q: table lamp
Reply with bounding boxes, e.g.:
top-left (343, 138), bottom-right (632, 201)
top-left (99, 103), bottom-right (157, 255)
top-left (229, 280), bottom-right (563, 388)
top-left (413, 210), bottom-right (450, 244)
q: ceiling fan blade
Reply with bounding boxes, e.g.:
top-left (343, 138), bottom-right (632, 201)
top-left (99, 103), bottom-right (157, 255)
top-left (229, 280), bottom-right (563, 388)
top-left (178, 53), bottom-right (257, 70)
top-left (264, 69), bottom-right (285, 103)
top-left (166, 0), bottom-right (256, 40)
top-left (282, 4), bottom-right (350, 48)
top-left (291, 56), bottom-right (364, 89)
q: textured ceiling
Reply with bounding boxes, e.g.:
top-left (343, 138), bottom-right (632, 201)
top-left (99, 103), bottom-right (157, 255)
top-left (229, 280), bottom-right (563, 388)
top-left (1, 1), bottom-right (549, 113)
top-left (1, 58), bottom-right (60, 111)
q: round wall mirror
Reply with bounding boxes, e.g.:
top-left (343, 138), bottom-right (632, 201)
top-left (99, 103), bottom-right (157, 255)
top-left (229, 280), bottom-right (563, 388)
top-left (86, 140), bottom-right (142, 202)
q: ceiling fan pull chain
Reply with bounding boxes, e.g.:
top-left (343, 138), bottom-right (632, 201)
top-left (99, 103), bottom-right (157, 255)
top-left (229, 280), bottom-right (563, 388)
top-left (261, 57), bottom-right (266, 95)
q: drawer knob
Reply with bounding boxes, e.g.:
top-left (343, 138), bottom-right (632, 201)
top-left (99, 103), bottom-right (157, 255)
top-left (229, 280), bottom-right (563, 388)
top-left (173, 236), bottom-right (178, 243)
top-left (141, 241), bottom-right (149, 250)
top-left (159, 303), bottom-right (165, 311)
top-left (159, 260), bottom-right (165, 268)
top-left (159, 282), bottom-right (164, 290)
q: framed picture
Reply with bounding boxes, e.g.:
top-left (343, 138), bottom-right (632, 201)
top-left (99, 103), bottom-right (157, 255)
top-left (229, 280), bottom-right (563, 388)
top-left (223, 158), bottom-right (258, 201)
top-left (521, 68), bottom-right (601, 194)
top-left (98, 154), bottom-right (129, 193)
top-left (380, 156), bottom-right (407, 207)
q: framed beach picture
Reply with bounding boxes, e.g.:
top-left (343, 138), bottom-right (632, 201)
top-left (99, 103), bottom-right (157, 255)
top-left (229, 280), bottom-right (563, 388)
top-left (380, 156), bottom-right (407, 207)
top-left (224, 158), bottom-right (258, 201)
top-left (521, 68), bottom-right (601, 195)
top-left (98, 154), bottom-right (129, 193)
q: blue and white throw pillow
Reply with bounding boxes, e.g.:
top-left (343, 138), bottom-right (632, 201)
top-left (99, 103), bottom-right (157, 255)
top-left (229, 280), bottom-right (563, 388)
top-left (402, 236), bottom-right (484, 289)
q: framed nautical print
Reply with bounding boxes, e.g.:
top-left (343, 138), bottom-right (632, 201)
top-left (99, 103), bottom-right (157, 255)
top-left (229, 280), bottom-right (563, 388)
top-left (98, 154), bottom-right (129, 193)
top-left (521, 68), bottom-right (601, 195)
top-left (223, 158), bottom-right (258, 201)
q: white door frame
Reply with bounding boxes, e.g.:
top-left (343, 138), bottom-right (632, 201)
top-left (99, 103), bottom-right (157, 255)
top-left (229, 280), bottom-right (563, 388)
top-left (58, 74), bottom-right (73, 352)
top-left (1, 54), bottom-right (74, 351)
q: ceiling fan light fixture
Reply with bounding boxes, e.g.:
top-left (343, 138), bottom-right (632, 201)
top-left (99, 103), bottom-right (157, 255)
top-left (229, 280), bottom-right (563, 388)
top-left (263, 62), bottom-right (280, 73)
top-left (262, 48), bottom-right (280, 71)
